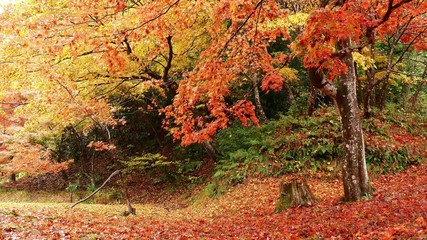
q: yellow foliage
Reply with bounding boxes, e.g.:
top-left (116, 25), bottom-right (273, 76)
top-left (287, 13), bottom-right (309, 30)
top-left (352, 51), bottom-right (375, 71)
top-left (390, 73), bottom-right (412, 84)
top-left (374, 55), bottom-right (388, 69)
top-left (259, 13), bottom-right (308, 32)
top-left (279, 67), bottom-right (299, 82)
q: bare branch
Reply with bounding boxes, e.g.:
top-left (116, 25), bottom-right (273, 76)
top-left (70, 170), bottom-right (121, 209)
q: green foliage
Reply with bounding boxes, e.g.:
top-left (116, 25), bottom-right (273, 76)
top-left (122, 150), bottom-right (204, 186)
top-left (93, 189), bottom-right (123, 204)
top-left (86, 182), bottom-right (98, 193)
top-left (287, 93), bottom-right (309, 117)
top-left (66, 182), bottom-right (79, 193)
top-left (123, 153), bottom-right (172, 171)
top-left (205, 181), bottom-right (226, 197)
top-left (261, 87), bottom-right (293, 118)
top-left (366, 147), bottom-right (421, 174)
top-left (208, 107), bottom-right (424, 196)
top-left (209, 109), bottom-right (344, 195)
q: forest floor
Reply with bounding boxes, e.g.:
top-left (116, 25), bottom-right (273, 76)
top-left (0, 163), bottom-right (426, 239)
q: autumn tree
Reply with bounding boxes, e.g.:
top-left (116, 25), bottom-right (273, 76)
top-left (1, 0), bottom-right (426, 203)
top-left (358, 0), bottom-right (427, 117)
top-left (0, 0), bottom-right (213, 164)
top-left (165, 0), bottom-right (426, 201)
top-left (1, 0), bottom-right (217, 213)
top-left (293, 0), bottom-right (427, 200)
top-left (164, 0), bottom-right (291, 145)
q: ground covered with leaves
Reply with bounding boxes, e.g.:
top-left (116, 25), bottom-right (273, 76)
top-left (1, 164), bottom-right (426, 239)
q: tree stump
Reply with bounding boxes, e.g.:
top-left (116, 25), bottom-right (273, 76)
top-left (275, 178), bottom-right (317, 213)
top-left (8, 173), bottom-right (16, 182)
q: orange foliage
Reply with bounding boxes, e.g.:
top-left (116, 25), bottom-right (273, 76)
top-left (0, 143), bottom-right (72, 176)
top-left (295, 0), bottom-right (427, 79)
top-left (87, 141), bottom-right (116, 152)
top-left (165, 0), bottom-right (289, 145)
top-left (0, 0), bottom-right (426, 171)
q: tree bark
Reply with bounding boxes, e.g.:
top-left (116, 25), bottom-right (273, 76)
top-left (376, 81), bottom-right (389, 111)
top-left (409, 64), bottom-right (426, 112)
top-left (336, 40), bottom-right (371, 201)
top-left (283, 81), bottom-right (295, 106)
top-left (307, 84), bottom-right (317, 116)
top-left (120, 172), bottom-right (136, 216)
top-left (275, 178), bottom-right (316, 213)
top-left (363, 86), bottom-right (373, 118)
top-left (8, 173), bottom-right (16, 182)
top-left (203, 140), bottom-right (217, 161)
top-left (362, 44), bottom-right (376, 118)
top-left (252, 72), bottom-right (267, 123)
top-left (402, 83), bottom-right (410, 110)
top-left (409, 80), bottom-right (425, 112)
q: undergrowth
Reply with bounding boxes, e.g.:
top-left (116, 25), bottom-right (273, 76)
top-left (206, 108), bottom-right (424, 197)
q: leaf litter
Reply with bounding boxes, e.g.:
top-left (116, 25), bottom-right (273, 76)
top-left (0, 165), bottom-right (426, 239)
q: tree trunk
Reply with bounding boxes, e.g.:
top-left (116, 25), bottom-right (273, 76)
top-left (363, 45), bottom-right (375, 118)
top-left (409, 63), bottom-right (426, 112)
top-left (376, 81), bottom-right (389, 111)
top-left (363, 85), bottom-right (373, 118)
top-left (252, 72), bottom-right (267, 123)
top-left (336, 40), bottom-right (372, 201)
top-left (355, 62), bottom-right (363, 107)
top-left (307, 84), bottom-right (317, 116)
top-left (120, 172), bottom-right (136, 216)
top-left (308, 40), bottom-right (372, 201)
top-left (362, 67), bottom-right (373, 118)
top-left (402, 84), bottom-right (407, 109)
top-left (8, 173), bottom-right (16, 182)
top-left (203, 140), bottom-right (216, 161)
top-left (409, 80), bottom-right (425, 112)
top-left (275, 178), bottom-right (316, 213)
top-left (283, 81), bottom-right (295, 106)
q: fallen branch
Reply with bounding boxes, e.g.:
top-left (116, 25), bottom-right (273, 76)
top-left (70, 169), bottom-right (121, 209)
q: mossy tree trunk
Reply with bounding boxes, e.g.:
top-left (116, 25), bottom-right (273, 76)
top-left (275, 178), bottom-right (316, 213)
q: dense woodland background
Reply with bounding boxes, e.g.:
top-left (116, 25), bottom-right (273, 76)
top-left (0, 0), bottom-right (426, 238)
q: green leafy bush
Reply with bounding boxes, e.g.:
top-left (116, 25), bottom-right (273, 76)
top-left (366, 147), bottom-right (421, 174)
top-left (209, 110), bottom-right (344, 195)
top-left (208, 108), bottom-right (423, 196)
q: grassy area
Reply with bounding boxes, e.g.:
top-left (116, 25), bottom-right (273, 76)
top-left (0, 189), bottom-right (70, 203)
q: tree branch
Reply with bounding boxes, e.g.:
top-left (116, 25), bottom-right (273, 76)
top-left (308, 68), bottom-right (337, 99)
top-left (163, 36), bottom-right (173, 82)
top-left (217, 0), bottom-right (265, 58)
top-left (123, 37), bottom-right (132, 54)
top-left (124, 0), bottom-right (180, 34)
top-left (70, 169), bottom-right (121, 209)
